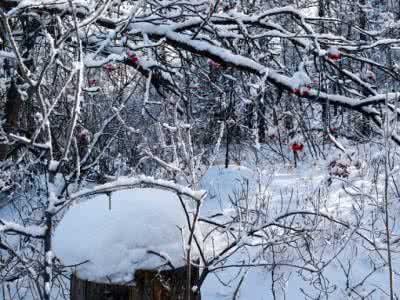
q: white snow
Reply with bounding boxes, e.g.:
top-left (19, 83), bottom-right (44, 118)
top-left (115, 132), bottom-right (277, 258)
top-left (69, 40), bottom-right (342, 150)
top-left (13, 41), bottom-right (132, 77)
top-left (66, 175), bottom-right (206, 205)
top-left (54, 188), bottom-right (200, 283)
top-left (361, 69), bottom-right (376, 82)
top-left (327, 46), bottom-right (340, 57)
top-left (34, 112), bottom-right (43, 124)
top-left (290, 63), bottom-right (312, 89)
top-left (0, 220), bottom-right (46, 237)
top-left (48, 160), bottom-right (59, 172)
top-left (0, 50), bottom-right (16, 59)
top-left (200, 165), bottom-right (256, 214)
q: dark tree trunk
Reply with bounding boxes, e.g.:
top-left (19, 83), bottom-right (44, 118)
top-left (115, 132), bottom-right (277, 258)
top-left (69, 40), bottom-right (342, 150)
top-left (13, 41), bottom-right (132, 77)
top-left (359, 0), bottom-right (372, 137)
top-left (225, 124), bottom-right (231, 168)
top-left (0, 81), bottom-right (22, 161)
top-left (258, 99), bottom-right (266, 143)
top-left (319, 0), bottom-right (329, 130)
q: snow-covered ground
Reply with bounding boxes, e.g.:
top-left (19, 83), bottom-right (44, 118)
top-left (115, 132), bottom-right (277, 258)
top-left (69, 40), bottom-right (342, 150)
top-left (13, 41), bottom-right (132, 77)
top-left (198, 147), bottom-right (397, 299)
top-left (1, 144), bottom-right (399, 299)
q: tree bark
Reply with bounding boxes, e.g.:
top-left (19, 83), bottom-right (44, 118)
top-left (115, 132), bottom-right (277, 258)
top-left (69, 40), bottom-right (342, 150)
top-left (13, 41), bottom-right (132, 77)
top-left (0, 81), bottom-right (22, 161)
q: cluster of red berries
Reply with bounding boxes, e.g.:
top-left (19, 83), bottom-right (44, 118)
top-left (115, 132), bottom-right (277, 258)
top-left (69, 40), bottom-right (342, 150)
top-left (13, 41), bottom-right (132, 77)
top-left (328, 52), bottom-right (341, 61)
top-left (290, 86), bottom-right (312, 97)
top-left (291, 143), bottom-right (304, 152)
top-left (127, 51), bottom-right (139, 63)
top-left (103, 64), bottom-right (115, 73)
top-left (326, 47), bottom-right (341, 61)
top-left (208, 59), bottom-right (221, 68)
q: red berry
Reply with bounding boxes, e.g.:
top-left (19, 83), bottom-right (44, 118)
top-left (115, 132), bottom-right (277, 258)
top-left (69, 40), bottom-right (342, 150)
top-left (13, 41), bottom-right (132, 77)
top-left (292, 88), bottom-right (300, 95)
top-left (208, 59), bottom-right (221, 68)
top-left (328, 53), bottom-right (341, 61)
top-left (291, 143), bottom-right (304, 152)
top-left (127, 51), bottom-right (139, 63)
top-left (103, 64), bottom-right (115, 72)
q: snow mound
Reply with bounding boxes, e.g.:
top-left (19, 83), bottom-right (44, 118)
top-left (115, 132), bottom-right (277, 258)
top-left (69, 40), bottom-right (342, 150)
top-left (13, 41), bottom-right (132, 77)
top-left (54, 188), bottom-right (197, 284)
top-left (200, 165), bottom-right (256, 214)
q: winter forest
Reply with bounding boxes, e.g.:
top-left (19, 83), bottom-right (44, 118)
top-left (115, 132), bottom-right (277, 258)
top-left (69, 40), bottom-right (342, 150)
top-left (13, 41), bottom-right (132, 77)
top-left (2, 0), bottom-right (400, 299)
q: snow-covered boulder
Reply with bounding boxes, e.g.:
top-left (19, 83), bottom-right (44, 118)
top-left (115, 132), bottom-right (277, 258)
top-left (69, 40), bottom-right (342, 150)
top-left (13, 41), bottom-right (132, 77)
top-left (54, 188), bottom-right (199, 284)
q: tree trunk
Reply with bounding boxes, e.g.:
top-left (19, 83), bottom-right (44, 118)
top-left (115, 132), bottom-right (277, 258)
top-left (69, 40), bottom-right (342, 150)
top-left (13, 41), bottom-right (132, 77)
top-left (319, 0), bottom-right (330, 130)
top-left (225, 124), bottom-right (231, 168)
top-left (359, 0), bottom-right (371, 137)
top-left (71, 265), bottom-right (201, 300)
top-left (0, 81), bottom-right (22, 161)
top-left (258, 100), bottom-right (266, 143)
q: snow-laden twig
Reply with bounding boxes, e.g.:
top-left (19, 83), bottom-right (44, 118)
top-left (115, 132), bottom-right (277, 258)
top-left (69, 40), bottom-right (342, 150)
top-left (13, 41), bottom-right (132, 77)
top-left (0, 220), bottom-right (46, 238)
top-left (63, 175), bottom-right (207, 205)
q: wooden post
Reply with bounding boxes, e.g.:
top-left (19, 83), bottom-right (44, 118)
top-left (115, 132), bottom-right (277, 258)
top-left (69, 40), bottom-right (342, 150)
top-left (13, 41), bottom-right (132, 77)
top-left (70, 265), bottom-right (201, 300)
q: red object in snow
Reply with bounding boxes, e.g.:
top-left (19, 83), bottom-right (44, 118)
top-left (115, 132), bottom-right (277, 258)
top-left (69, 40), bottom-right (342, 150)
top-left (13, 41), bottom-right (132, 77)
top-left (367, 71), bottom-right (376, 81)
top-left (208, 59), bottom-right (221, 68)
top-left (292, 86), bottom-right (312, 97)
top-left (127, 51), bottom-right (139, 63)
top-left (364, 66), bottom-right (376, 81)
top-left (300, 86), bottom-right (312, 97)
top-left (103, 64), bottom-right (115, 73)
top-left (330, 127), bottom-right (337, 133)
top-left (327, 47), bottom-right (341, 61)
top-left (78, 129), bottom-right (90, 145)
top-left (292, 88), bottom-right (300, 95)
top-left (88, 79), bottom-right (97, 86)
top-left (291, 143), bottom-right (304, 152)
top-left (328, 53), bottom-right (341, 61)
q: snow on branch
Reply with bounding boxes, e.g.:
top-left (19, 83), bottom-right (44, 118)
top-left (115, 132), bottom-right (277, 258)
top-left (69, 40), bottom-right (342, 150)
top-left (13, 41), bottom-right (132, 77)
top-left (6, 0), bottom-right (91, 17)
top-left (125, 22), bottom-right (384, 114)
top-left (9, 133), bottom-right (51, 150)
top-left (0, 50), bottom-right (16, 59)
top-left (0, 220), bottom-right (46, 238)
top-left (63, 175), bottom-right (207, 205)
top-left (2, 0), bottom-right (394, 115)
